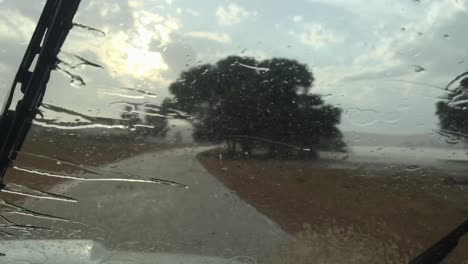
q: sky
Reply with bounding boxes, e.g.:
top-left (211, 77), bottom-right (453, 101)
top-left (0, 0), bottom-right (467, 134)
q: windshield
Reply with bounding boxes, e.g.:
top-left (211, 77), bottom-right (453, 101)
top-left (1, 0), bottom-right (468, 263)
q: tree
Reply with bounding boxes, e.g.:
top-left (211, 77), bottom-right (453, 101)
top-left (120, 104), bottom-right (168, 138)
top-left (165, 55), bottom-right (345, 157)
top-left (143, 104), bottom-right (169, 137)
top-left (120, 105), bottom-right (142, 129)
top-left (436, 76), bottom-right (468, 141)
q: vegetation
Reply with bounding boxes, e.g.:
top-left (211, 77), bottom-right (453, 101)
top-left (436, 76), bottom-right (468, 142)
top-left (164, 56), bottom-right (345, 158)
top-left (119, 103), bottom-right (169, 138)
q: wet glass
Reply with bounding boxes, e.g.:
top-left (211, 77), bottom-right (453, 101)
top-left (1, 0), bottom-right (468, 263)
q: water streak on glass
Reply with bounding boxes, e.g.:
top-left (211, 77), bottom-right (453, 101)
top-left (12, 166), bottom-right (189, 188)
top-left (0, 200), bottom-right (70, 222)
top-left (1, 0), bottom-right (468, 262)
top-left (1, 183), bottom-right (77, 203)
top-left (72, 22), bottom-right (106, 36)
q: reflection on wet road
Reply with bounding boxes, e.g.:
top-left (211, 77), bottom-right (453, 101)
top-left (17, 147), bottom-right (287, 260)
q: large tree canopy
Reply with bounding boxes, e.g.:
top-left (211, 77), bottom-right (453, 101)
top-left (165, 56), bottom-right (345, 156)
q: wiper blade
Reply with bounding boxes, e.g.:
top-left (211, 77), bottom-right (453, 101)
top-left (409, 219), bottom-right (468, 264)
top-left (0, 0), bottom-right (81, 184)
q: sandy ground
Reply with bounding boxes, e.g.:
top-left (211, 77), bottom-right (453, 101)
top-left (198, 151), bottom-right (468, 263)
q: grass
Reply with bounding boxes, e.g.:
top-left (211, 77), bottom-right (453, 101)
top-left (198, 149), bottom-right (468, 263)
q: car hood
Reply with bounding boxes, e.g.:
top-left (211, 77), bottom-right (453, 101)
top-left (0, 240), bottom-right (242, 264)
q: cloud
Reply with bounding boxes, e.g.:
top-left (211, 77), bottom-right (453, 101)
top-left (185, 8), bottom-right (200, 17)
top-left (0, 61), bottom-right (12, 94)
top-left (62, 6), bottom-right (182, 85)
top-left (362, 1), bottom-right (465, 73)
top-left (0, 9), bottom-right (35, 41)
top-left (308, 0), bottom-right (468, 132)
top-left (291, 15), bottom-right (303, 23)
top-left (298, 24), bottom-right (344, 48)
top-left (306, 0), bottom-right (416, 20)
top-left (216, 3), bottom-right (253, 26)
top-left (315, 0), bottom-right (467, 87)
top-left (98, 3), bottom-right (121, 17)
top-left (132, 9), bottom-right (180, 47)
top-left (0, 61), bottom-right (8, 72)
top-left (196, 49), bottom-right (269, 65)
top-left (186, 31), bottom-right (232, 43)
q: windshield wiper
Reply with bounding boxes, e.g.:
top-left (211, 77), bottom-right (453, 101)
top-left (409, 219), bottom-right (468, 264)
top-left (0, 0), bottom-right (81, 186)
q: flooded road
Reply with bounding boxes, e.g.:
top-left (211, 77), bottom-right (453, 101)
top-left (16, 147), bottom-right (287, 261)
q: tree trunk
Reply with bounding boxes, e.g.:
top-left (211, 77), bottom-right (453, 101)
top-left (226, 140), bottom-right (235, 157)
top-left (268, 144), bottom-right (277, 158)
top-left (232, 140), bottom-right (237, 154)
top-left (241, 139), bottom-right (253, 157)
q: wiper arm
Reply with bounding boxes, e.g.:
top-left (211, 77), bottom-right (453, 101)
top-left (409, 219), bottom-right (468, 264)
top-left (0, 0), bottom-right (81, 185)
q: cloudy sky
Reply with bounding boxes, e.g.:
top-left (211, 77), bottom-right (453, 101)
top-left (1, 0), bottom-right (467, 134)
